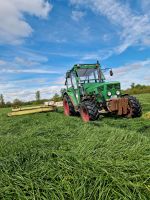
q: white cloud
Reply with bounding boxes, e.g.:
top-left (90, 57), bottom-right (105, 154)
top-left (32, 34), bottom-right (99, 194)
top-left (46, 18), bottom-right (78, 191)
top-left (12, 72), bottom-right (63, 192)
top-left (144, 75), bottom-right (150, 82)
top-left (42, 49), bottom-right (112, 61)
top-left (0, 54), bottom-right (61, 75)
top-left (80, 49), bottom-right (113, 61)
top-left (106, 59), bottom-right (150, 89)
top-left (140, 0), bottom-right (150, 15)
top-left (2, 85), bottom-right (62, 102)
top-left (14, 57), bottom-right (40, 67)
top-left (0, 75), bottom-right (64, 102)
top-left (0, 52), bottom-right (63, 101)
top-left (71, 10), bottom-right (85, 21)
top-left (52, 76), bottom-right (65, 85)
top-left (0, 0), bottom-right (52, 44)
top-left (103, 34), bottom-right (111, 42)
top-left (18, 50), bottom-right (49, 62)
top-left (1, 68), bottom-right (61, 74)
top-left (0, 60), bottom-right (6, 65)
top-left (70, 0), bottom-right (150, 53)
top-left (81, 53), bottom-right (99, 60)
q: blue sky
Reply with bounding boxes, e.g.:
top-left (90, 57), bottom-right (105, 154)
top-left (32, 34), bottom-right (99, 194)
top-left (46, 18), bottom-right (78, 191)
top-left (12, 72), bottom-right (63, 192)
top-left (0, 0), bottom-right (150, 102)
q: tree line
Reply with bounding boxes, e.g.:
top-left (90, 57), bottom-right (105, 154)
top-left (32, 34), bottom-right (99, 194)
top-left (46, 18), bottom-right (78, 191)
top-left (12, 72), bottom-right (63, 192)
top-left (0, 91), bottom-right (62, 108)
top-left (123, 83), bottom-right (150, 95)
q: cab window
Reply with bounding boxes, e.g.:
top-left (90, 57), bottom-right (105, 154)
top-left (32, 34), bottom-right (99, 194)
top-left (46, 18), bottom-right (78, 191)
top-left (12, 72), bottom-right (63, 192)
top-left (71, 72), bottom-right (77, 89)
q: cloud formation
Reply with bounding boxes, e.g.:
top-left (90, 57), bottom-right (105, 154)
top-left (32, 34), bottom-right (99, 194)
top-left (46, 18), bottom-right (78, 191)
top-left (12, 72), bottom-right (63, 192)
top-left (71, 10), bottom-right (85, 21)
top-left (70, 0), bottom-right (150, 53)
top-left (1, 85), bottom-right (62, 102)
top-left (0, 54), bottom-right (60, 74)
top-left (107, 59), bottom-right (150, 89)
top-left (0, 0), bottom-right (52, 44)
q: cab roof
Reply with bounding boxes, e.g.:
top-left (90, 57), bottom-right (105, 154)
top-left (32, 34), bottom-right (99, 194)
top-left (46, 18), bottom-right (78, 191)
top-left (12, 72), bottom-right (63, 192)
top-left (70, 63), bottom-right (100, 72)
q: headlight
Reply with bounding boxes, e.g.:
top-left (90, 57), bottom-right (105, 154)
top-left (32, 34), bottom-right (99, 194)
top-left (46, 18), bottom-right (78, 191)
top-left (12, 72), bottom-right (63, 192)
top-left (116, 90), bottom-right (120, 95)
top-left (107, 91), bottom-right (112, 96)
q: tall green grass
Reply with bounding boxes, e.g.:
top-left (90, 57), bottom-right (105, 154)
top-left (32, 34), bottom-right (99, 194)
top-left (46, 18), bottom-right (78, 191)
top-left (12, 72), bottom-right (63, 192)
top-left (0, 94), bottom-right (150, 199)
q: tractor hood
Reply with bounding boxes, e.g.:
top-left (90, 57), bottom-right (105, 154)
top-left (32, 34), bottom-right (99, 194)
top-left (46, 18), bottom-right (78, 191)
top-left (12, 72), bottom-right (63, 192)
top-left (83, 81), bottom-right (121, 99)
top-left (83, 82), bottom-right (120, 91)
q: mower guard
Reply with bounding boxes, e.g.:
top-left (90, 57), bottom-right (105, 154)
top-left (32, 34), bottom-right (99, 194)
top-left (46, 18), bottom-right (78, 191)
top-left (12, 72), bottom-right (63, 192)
top-left (107, 98), bottom-right (129, 115)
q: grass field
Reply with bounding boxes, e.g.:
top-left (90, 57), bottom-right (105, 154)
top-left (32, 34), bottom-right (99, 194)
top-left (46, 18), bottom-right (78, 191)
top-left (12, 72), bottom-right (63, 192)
top-left (0, 94), bottom-right (150, 200)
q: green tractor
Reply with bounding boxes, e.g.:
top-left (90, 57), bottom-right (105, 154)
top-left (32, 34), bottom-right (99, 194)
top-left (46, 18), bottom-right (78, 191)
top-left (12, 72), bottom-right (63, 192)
top-left (62, 61), bottom-right (142, 122)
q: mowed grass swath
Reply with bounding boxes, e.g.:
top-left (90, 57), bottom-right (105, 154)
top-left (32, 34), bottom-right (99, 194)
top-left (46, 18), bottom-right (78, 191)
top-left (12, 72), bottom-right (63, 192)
top-left (0, 94), bottom-right (150, 199)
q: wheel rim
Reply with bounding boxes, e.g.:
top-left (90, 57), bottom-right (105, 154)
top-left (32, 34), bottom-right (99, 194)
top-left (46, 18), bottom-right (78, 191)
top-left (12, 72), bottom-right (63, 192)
top-left (81, 107), bottom-right (90, 122)
top-left (63, 99), bottom-right (70, 116)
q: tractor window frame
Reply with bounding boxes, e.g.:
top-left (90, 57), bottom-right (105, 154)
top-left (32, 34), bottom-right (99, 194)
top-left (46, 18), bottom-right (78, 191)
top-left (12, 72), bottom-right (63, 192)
top-left (66, 77), bottom-right (72, 88)
top-left (77, 67), bottom-right (102, 83)
top-left (71, 72), bottom-right (78, 89)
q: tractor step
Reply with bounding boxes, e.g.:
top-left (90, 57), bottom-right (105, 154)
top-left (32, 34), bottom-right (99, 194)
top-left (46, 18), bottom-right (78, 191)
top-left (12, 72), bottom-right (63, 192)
top-left (98, 109), bottom-right (108, 114)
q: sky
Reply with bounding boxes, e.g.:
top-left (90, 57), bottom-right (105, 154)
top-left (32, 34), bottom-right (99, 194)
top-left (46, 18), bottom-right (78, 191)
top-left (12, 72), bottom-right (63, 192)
top-left (0, 0), bottom-right (150, 102)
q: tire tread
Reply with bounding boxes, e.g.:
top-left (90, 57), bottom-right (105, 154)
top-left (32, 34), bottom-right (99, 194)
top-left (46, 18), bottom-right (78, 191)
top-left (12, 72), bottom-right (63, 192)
top-left (128, 96), bottom-right (142, 118)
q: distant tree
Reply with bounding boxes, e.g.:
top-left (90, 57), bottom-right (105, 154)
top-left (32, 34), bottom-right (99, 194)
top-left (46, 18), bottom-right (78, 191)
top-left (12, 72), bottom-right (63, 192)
top-left (0, 94), bottom-right (5, 107)
top-left (131, 83), bottom-right (135, 89)
top-left (13, 99), bottom-right (22, 107)
top-left (5, 101), bottom-right (12, 107)
top-left (60, 88), bottom-right (65, 97)
top-left (123, 84), bottom-right (150, 95)
top-left (35, 91), bottom-right (40, 102)
top-left (51, 93), bottom-right (62, 102)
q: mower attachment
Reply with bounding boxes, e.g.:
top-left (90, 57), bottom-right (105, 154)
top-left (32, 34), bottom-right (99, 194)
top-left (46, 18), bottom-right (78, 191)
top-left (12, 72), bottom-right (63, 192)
top-left (107, 98), bottom-right (129, 115)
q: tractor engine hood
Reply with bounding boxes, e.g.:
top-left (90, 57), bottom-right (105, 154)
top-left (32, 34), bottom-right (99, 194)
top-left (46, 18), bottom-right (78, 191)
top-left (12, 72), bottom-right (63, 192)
top-left (82, 82), bottom-right (121, 97)
top-left (83, 83), bottom-right (102, 92)
top-left (83, 82), bottom-right (120, 90)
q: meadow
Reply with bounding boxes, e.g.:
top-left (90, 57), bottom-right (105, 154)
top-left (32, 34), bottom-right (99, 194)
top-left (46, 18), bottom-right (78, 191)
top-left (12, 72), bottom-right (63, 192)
top-left (0, 94), bottom-right (150, 200)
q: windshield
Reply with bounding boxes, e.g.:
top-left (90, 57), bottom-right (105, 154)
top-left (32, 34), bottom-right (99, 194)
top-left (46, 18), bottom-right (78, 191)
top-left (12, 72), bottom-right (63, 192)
top-left (77, 68), bottom-right (103, 83)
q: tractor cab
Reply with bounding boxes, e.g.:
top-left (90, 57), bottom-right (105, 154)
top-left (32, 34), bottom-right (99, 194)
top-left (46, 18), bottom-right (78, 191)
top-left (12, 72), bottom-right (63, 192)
top-left (75, 64), bottom-right (105, 84)
top-left (65, 62), bottom-right (105, 89)
top-left (65, 61), bottom-right (115, 86)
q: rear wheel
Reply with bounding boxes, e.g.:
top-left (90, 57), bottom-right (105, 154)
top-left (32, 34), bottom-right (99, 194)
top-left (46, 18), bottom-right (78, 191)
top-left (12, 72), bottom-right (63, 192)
top-left (127, 96), bottom-right (142, 118)
top-left (80, 101), bottom-right (99, 122)
top-left (63, 95), bottom-right (76, 116)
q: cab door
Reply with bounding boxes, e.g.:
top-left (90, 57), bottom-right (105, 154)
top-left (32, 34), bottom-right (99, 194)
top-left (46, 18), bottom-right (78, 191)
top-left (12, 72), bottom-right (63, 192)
top-left (71, 72), bottom-right (80, 104)
top-left (66, 74), bottom-right (78, 107)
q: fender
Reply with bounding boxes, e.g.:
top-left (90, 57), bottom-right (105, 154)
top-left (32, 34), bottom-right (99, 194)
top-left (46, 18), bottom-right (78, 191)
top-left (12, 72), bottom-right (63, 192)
top-left (63, 92), bottom-right (78, 110)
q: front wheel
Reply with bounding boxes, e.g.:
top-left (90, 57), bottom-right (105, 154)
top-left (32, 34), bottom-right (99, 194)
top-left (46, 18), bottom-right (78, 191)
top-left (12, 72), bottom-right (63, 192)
top-left (126, 96), bottom-right (142, 118)
top-left (80, 101), bottom-right (99, 122)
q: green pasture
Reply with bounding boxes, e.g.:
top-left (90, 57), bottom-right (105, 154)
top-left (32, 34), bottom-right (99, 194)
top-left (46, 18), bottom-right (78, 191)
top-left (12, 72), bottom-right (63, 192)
top-left (0, 94), bottom-right (150, 199)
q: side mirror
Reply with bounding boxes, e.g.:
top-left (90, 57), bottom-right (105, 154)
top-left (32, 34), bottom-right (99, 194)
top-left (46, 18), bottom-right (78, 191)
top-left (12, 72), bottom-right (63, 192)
top-left (110, 69), bottom-right (113, 76)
